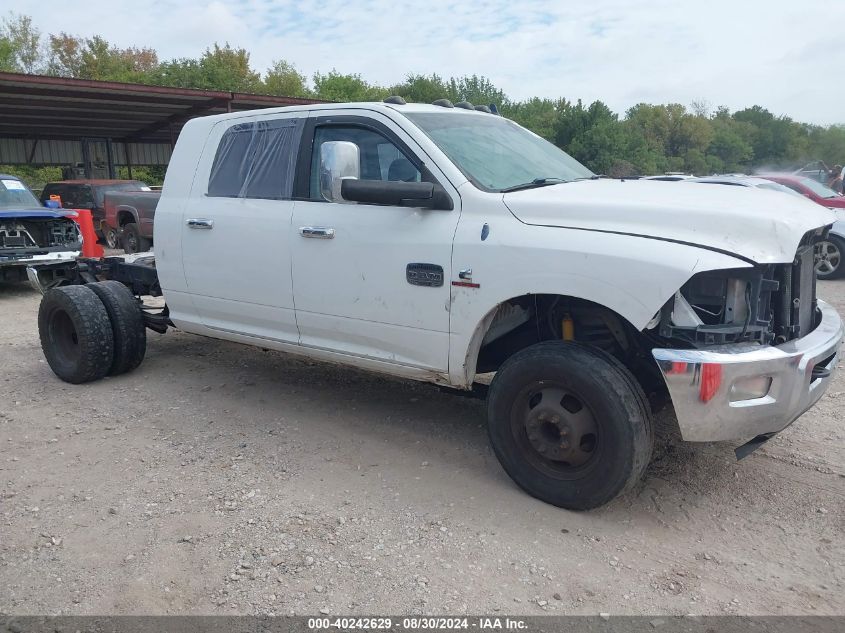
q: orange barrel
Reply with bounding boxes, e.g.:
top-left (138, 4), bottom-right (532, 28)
top-left (68, 209), bottom-right (104, 259)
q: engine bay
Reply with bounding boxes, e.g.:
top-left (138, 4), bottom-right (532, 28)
top-left (655, 236), bottom-right (820, 348)
top-left (0, 217), bottom-right (81, 256)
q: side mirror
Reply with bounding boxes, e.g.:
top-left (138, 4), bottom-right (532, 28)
top-left (340, 180), bottom-right (434, 207)
top-left (320, 141), bottom-right (361, 203)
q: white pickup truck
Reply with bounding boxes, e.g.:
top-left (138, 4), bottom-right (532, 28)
top-left (31, 99), bottom-right (844, 510)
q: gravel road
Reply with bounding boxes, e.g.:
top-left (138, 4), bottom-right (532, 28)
top-left (1, 279), bottom-right (843, 616)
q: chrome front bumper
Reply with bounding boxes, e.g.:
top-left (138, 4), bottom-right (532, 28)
top-left (652, 299), bottom-right (844, 442)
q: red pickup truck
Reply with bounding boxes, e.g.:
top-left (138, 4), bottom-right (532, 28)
top-left (103, 190), bottom-right (160, 253)
top-left (39, 180), bottom-right (151, 247)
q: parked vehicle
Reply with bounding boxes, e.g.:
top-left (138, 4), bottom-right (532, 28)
top-left (103, 190), bottom-right (160, 254)
top-left (640, 173), bottom-right (696, 181)
top-left (687, 175), bottom-right (807, 197)
top-left (28, 101), bottom-right (844, 510)
top-left (39, 180), bottom-right (151, 247)
top-left (793, 160), bottom-right (844, 186)
top-left (0, 174), bottom-right (80, 283)
top-left (759, 174), bottom-right (845, 208)
top-left (760, 174), bottom-right (845, 279)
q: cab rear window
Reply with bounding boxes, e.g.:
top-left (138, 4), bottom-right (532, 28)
top-left (208, 118), bottom-right (304, 199)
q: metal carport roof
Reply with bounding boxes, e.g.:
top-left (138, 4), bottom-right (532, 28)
top-left (0, 71), bottom-right (325, 144)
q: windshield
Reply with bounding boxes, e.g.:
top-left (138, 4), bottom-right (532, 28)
top-left (0, 177), bottom-right (41, 210)
top-left (95, 181), bottom-right (150, 205)
top-left (404, 112), bottom-right (593, 192)
top-left (757, 182), bottom-right (805, 197)
top-left (798, 177), bottom-right (840, 199)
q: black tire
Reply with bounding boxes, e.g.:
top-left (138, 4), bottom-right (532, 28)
top-left (815, 235), bottom-right (845, 280)
top-left (88, 281), bottom-right (146, 376)
top-left (121, 223), bottom-right (151, 254)
top-left (487, 341), bottom-right (653, 510)
top-left (104, 225), bottom-right (120, 250)
top-left (38, 285), bottom-right (114, 384)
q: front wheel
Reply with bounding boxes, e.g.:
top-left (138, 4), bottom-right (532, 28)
top-left (121, 223), bottom-right (152, 254)
top-left (815, 236), bottom-right (845, 279)
top-left (487, 341), bottom-right (653, 510)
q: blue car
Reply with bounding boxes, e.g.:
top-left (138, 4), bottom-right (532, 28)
top-left (0, 174), bottom-right (81, 284)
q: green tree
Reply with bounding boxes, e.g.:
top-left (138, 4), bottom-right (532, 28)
top-left (312, 70), bottom-right (387, 102)
top-left (47, 33), bottom-right (158, 82)
top-left (554, 100), bottom-right (630, 174)
top-left (708, 119), bottom-right (753, 172)
top-left (262, 60), bottom-right (310, 97)
top-left (146, 58), bottom-right (203, 88)
top-left (144, 43), bottom-right (261, 91)
top-left (664, 104), bottom-right (712, 157)
top-left (0, 36), bottom-right (14, 71)
top-left (506, 98), bottom-right (560, 141)
top-left (624, 103), bottom-right (672, 157)
top-left (807, 125), bottom-right (845, 166)
top-left (1, 12), bottom-right (44, 73)
top-left (197, 43), bottom-right (260, 92)
top-left (46, 32), bottom-right (82, 76)
top-left (447, 74), bottom-right (507, 108)
top-left (389, 73), bottom-right (455, 104)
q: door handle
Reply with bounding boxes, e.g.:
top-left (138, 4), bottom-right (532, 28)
top-left (299, 226), bottom-right (335, 239)
top-left (186, 218), bottom-right (214, 229)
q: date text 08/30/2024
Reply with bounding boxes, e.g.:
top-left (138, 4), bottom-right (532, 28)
top-left (307, 617), bottom-right (528, 630)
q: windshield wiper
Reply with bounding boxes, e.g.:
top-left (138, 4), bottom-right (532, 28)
top-left (500, 178), bottom-right (567, 193)
top-left (572, 174), bottom-right (607, 181)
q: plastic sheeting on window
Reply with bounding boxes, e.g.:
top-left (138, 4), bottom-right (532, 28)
top-left (208, 117), bottom-right (304, 199)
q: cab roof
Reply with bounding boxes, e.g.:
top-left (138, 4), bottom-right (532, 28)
top-left (192, 101), bottom-right (494, 125)
top-left (44, 179), bottom-right (145, 186)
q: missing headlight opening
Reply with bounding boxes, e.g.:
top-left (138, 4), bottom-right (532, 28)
top-left (0, 217), bottom-right (81, 252)
top-left (657, 235), bottom-right (821, 348)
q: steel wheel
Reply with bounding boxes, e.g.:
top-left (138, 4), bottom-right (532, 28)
top-left (125, 232), bottom-right (137, 252)
top-left (104, 226), bottom-right (120, 249)
top-left (815, 239), bottom-right (842, 278)
top-left (488, 341), bottom-right (653, 509)
top-left (49, 308), bottom-right (81, 367)
top-left (511, 382), bottom-right (601, 478)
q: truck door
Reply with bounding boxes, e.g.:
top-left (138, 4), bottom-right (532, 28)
top-left (290, 111), bottom-right (461, 371)
top-left (179, 112), bottom-right (305, 342)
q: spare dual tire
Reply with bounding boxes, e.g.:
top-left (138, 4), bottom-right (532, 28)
top-left (38, 282), bottom-right (146, 384)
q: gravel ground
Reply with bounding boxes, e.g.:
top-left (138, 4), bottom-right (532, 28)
top-left (0, 279), bottom-right (843, 616)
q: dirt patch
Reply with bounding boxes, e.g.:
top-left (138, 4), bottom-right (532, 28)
top-left (0, 280), bottom-right (843, 615)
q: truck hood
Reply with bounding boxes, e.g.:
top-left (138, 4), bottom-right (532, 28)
top-left (0, 208), bottom-right (77, 220)
top-left (503, 179), bottom-right (835, 264)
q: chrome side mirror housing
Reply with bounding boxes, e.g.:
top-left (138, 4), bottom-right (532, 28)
top-left (319, 141), bottom-right (361, 203)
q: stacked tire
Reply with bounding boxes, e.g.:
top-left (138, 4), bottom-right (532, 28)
top-left (38, 282), bottom-right (146, 384)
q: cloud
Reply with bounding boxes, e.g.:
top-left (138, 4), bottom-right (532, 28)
top-left (7, 0), bottom-right (845, 124)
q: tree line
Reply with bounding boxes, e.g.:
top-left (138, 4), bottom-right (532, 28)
top-left (2, 12), bottom-right (844, 182)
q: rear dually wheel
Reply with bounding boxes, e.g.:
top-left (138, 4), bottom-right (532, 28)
top-left (38, 285), bottom-right (114, 384)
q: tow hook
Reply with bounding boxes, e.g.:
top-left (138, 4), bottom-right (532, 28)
top-left (734, 433), bottom-right (776, 460)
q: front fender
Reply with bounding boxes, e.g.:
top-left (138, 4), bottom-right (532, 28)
top-left (447, 220), bottom-right (752, 387)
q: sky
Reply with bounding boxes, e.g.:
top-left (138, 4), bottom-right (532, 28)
top-left (7, 0), bottom-right (845, 125)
